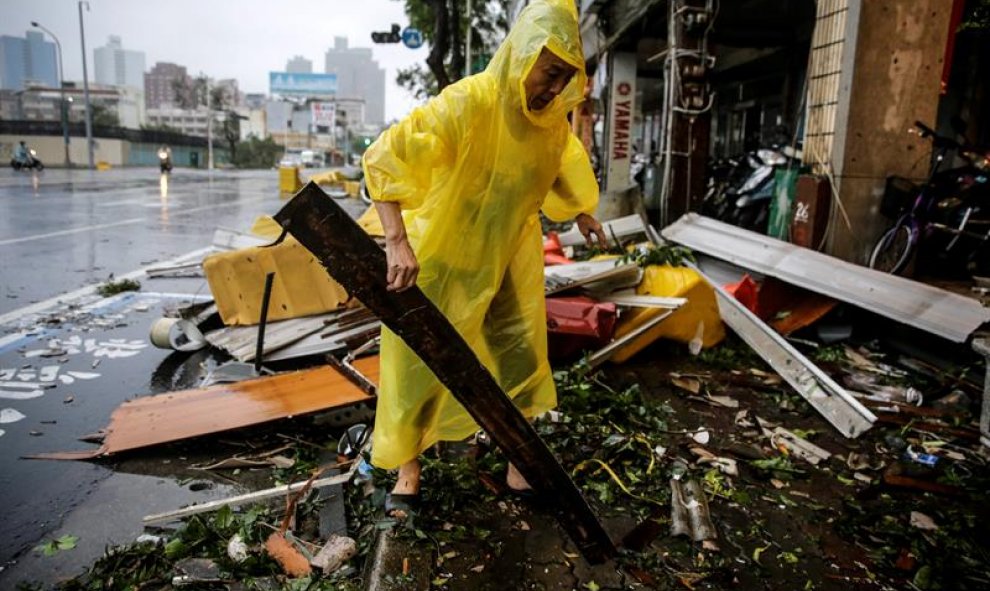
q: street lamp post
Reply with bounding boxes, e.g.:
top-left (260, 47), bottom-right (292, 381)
top-left (207, 77), bottom-right (214, 170)
top-left (78, 1), bottom-right (94, 169)
top-left (31, 21), bottom-right (71, 168)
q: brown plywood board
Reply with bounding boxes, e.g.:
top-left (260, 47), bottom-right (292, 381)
top-left (29, 357), bottom-right (379, 459)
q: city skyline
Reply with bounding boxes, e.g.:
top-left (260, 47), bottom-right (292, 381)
top-left (0, 0), bottom-right (427, 121)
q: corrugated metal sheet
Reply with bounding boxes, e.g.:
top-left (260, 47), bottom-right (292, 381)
top-left (264, 320), bottom-right (382, 362)
top-left (694, 263), bottom-right (875, 438)
top-left (663, 214), bottom-right (990, 342)
top-left (203, 308), bottom-right (378, 363)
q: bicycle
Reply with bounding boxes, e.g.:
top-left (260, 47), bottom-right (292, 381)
top-left (868, 121), bottom-right (990, 275)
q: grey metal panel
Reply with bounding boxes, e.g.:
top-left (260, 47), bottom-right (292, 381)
top-left (264, 321), bottom-right (382, 362)
top-left (663, 214), bottom-right (990, 343)
top-left (557, 214), bottom-right (648, 247)
top-left (204, 312), bottom-right (339, 362)
top-left (693, 265), bottom-right (876, 438)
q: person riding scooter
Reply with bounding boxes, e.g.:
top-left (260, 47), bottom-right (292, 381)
top-left (10, 140), bottom-right (44, 171)
top-left (158, 145), bottom-right (173, 173)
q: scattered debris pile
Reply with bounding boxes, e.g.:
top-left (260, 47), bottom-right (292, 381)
top-left (16, 195), bottom-right (990, 590)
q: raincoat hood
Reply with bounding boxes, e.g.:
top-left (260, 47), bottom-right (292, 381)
top-left (486, 0), bottom-right (588, 127)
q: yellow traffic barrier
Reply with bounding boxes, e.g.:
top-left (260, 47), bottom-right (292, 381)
top-left (279, 166), bottom-right (302, 195)
top-left (609, 265), bottom-right (725, 363)
top-left (343, 180), bottom-right (361, 197)
top-left (308, 170), bottom-right (342, 185)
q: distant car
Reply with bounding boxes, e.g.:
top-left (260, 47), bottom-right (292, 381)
top-left (300, 149), bottom-right (325, 168)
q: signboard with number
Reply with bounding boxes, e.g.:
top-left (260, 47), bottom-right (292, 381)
top-left (269, 72), bottom-right (337, 97)
top-left (311, 102), bottom-right (336, 129)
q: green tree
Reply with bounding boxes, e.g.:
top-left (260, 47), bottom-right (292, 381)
top-left (140, 122), bottom-right (181, 134)
top-left (395, 0), bottom-right (510, 97)
top-left (90, 104), bottom-right (119, 128)
top-left (172, 76), bottom-right (242, 161)
top-left (232, 135), bottom-right (283, 169)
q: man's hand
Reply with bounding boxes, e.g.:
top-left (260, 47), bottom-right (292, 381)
top-left (576, 213), bottom-right (608, 249)
top-left (385, 236), bottom-right (419, 292)
top-left (375, 200), bottom-right (419, 291)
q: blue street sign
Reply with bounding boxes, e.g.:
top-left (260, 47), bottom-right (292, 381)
top-left (402, 27), bottom-right (424, 49)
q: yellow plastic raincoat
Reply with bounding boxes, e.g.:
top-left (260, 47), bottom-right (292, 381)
top-left (361, 0), bottom-right (598, 469)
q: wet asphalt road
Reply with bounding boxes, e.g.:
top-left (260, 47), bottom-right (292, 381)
top-left (0, 167), bottom-right (278, 316)
top-left (0, 167), bottom-right (368, 584)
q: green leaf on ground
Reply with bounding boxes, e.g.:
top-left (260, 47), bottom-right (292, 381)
top-left (35, 535), bottom-right (78, 556)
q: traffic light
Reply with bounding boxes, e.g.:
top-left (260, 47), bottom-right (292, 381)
top-left (371, 24), bottom-right (401, 44)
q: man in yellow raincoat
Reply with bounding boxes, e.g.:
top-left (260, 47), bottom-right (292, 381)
top-left (362, 0), bottom-right (605, 516)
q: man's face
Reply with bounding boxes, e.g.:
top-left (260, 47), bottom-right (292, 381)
top-left (524, 48), bottom-right (577, 111)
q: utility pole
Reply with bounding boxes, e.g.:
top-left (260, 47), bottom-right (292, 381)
top-left (657, 0), bottom-right (713, 227)
top-left (465, 0), bottom-right (472, 76)
top-left (31, 21), bottom-right (71, 167)
top-left (78, 1), bottom-right (94, 169)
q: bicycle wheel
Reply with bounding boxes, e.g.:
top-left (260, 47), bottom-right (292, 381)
top-left (869, 223), bottom-right (916, 274)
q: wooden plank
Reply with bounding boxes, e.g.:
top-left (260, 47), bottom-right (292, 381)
top-left (273, 182), bottom-right (616, 564)
top-left (28, 358), bottom-right (379, 459)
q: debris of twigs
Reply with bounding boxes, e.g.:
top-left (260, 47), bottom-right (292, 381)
top-left (96, 276), bottom-right (141, 297)
top-left (618, 243), bottom-right (696, 268)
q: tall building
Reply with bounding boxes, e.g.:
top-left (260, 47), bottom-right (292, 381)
top-left (93, 36), bottom-right (145, 89)
top-left (324, 37), bottom-right (385, 125)
top-left (146, 107), bottom-right (211, 137)
top-left (16, 83), bottom-right (144, 128)
top-left (144, 62), bottom-right (189, 109)
top-left (215, 78), bottom-right (243, 108)
top-left (0, 31), bottom-right (57, 91)
top-left (286, 55), bottom-right (313, 74)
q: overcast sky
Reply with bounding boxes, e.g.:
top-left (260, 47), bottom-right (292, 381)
top-left (0, 0), bottom-right (429, 120)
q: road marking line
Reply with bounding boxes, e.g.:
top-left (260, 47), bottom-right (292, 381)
top-left (0, 246), bottom-right (215, 327)
top-left (0, 218), bottom-right (145, 246)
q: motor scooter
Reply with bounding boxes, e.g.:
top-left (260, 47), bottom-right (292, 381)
top-left (723, 145), bottom-right (801, 232)
top-left (158, 149), bottom-right (173, 173)
top-left (11, 149), bottom-right (44, 171)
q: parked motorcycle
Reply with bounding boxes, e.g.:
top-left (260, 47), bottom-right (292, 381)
top-left (702, 144), bottom-right (801, 232)
top-left (700, 155), bottom-right (744, 220)
top-left (10, 148), bottom-right (44, 171)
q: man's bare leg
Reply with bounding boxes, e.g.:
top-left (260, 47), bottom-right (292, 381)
top-left (506, 462), bottom-right (532, 492)
top-left (388, 458), bottom-right (421, 519)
